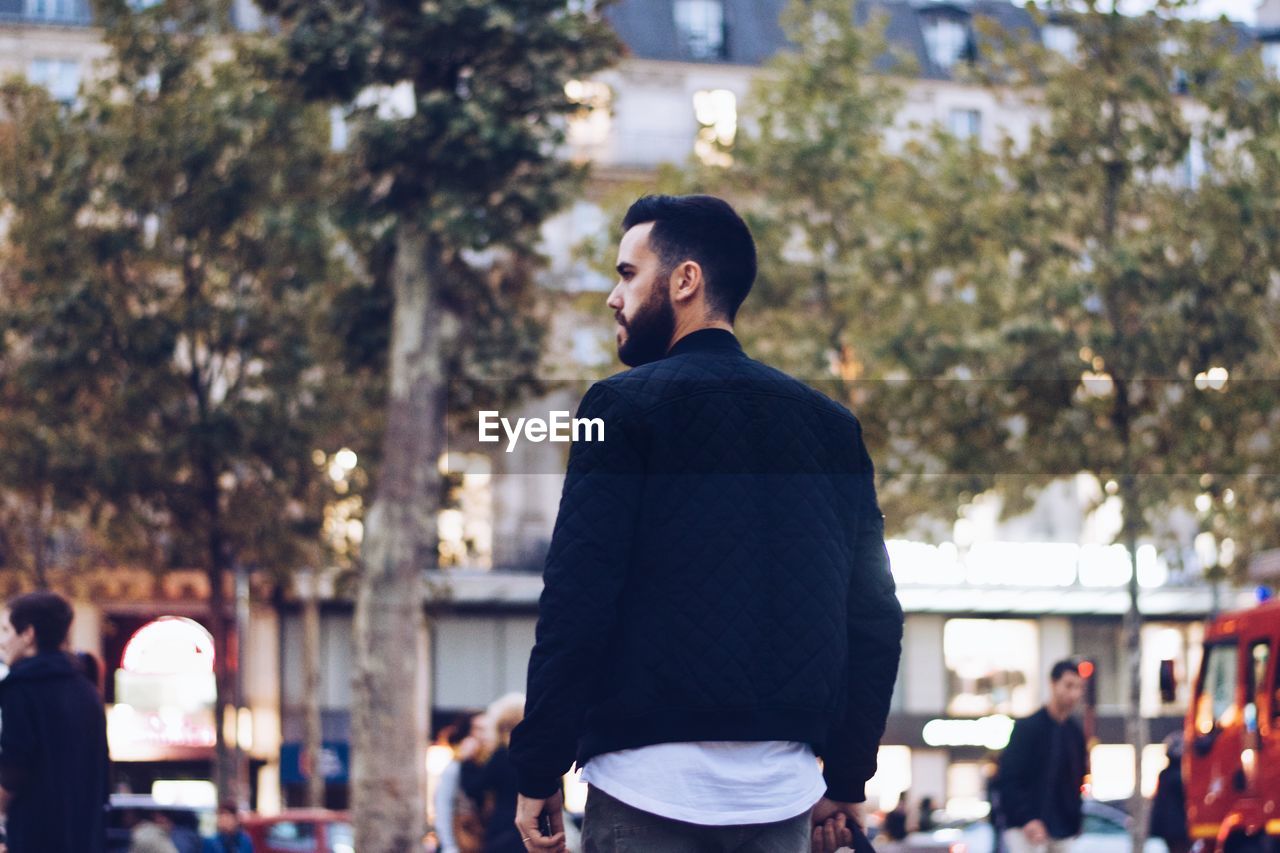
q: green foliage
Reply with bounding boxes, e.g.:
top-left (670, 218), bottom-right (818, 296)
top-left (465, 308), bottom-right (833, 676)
top-left (0, 0), bottom-right (356, 581)
top-left (257, 0), bottom-right (619, 247)
top-left (952, 3), bottom-right (1280, 564)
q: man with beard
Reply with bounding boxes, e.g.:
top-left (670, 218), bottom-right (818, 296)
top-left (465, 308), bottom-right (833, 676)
top-left (509, 195), bottom-right (903, 853)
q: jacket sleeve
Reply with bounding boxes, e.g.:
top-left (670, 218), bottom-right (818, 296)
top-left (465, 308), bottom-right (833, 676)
top-left (510, 383), bottom-right (645, 798)
top-left (997, 717), bottom-right (1038, 827)
top-left (821, 504), bottom-right (905, 803)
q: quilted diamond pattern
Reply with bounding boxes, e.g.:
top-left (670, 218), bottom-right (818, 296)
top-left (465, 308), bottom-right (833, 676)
top-left (509, 330), bottom-right (904, 803)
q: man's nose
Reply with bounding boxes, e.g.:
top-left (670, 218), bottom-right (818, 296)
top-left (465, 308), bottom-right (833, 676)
top-left (606, 285), bottom-right (622, 310)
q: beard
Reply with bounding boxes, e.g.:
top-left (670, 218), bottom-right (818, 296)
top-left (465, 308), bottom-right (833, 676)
top-left (616, 277), bottom-right (676, 367)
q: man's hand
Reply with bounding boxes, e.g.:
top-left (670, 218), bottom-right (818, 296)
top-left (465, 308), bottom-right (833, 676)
top-left (1022, 819), bottom-right (1049, 845)
top-left (811, 797), bottom-right (861, 853)
top-left (514, 790), bottom-right (566, 852)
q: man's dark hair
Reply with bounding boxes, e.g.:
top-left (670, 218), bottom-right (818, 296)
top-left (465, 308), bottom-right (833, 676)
top-left (5, 591), bottom-right (74, 652)
top-left (621, 194), bottom-right (757, 322)
top-left (1050, 659), bottom-right (1081, 682)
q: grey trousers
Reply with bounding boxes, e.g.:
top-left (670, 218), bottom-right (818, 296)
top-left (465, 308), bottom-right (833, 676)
top-left (582, 785), bottom-right (813, 853)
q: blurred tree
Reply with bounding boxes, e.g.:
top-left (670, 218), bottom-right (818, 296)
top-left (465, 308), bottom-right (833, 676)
top-left (0, 0), bottom-right (357, 803)
top-left (957, 8), bottom-right (1280, 844)
top-left (251, 0), bottom-right (618, 846)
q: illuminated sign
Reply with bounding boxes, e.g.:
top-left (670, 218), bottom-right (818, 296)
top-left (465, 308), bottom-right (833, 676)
top-left (109, 617), bottom-right (217, 761)
top-left (922, 715), bottom-right (1015, 749)
top-left (121, 616), bottom-right (215, 675)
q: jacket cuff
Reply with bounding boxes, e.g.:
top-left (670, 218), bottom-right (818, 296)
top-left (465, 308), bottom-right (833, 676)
top-left (823, 765), bottom-right (872, 804)
top-left (516, 767), bottom-right (563, 800)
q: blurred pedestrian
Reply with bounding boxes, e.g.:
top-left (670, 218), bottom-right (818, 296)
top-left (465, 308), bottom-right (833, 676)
top-left (464, 694), bottom-right (527, 853)
top-left (882, 795), bottom-right (909, 841)
top-left (510, 194), bottom-right (901, 853)
top-left (129, 813), bottom-right (178, 853)
top-left (985, 759), bottom-right (1008, 853)
top-left (1149, 732), bottom-right (1189, 853)
top-left (997, 661), bottom-right (1087, 853)
top-left (202, 803), bottom-right (253, 853)
top-left (165, 811), bottom-right (203, 853)
top-left (917, 796), bottom-right (937, 833)
top-left (0, 591), bottom-right (110, 853)
top-left (437, 711), bottom-right (487, 853)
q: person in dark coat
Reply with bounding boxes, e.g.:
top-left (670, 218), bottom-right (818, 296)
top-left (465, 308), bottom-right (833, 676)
top-left (996, 660), bottom-right (1088, 853)
top-left (0, 591), bottom-right (110, 853)
top-left (1150, 733), bottom-right (1190, 853)
top-left (201, 802), bottom-right (254, 853)
top-left (510, 194), bottom-right (899, 853)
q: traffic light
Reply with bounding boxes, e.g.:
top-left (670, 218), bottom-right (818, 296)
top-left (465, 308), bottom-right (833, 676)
top-left (1079, 658), bottom-right (1097, 708)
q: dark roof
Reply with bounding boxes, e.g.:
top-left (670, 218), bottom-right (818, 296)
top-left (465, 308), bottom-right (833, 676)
top-left (605, 0), bottom-right (1263, 80)
top-left (605, 0), bottom-right (789, 65)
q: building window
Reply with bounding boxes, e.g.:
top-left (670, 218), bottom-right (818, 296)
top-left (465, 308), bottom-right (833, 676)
top-left (1263, 42), bottom-right (1280, 78)
top-left (438, 453), bottom-right (493, 570)
top-left (923, 17), bottom-right (970, 71)
top-left (24, 0), bottom-right (83, 20)
top-left (944, 619), bottom-right (1039, 717)
top-left (1180, 136), bottom-right (1206, 189)
top-left (27, 59), bottom-right (81, 103)
top-left (946, 762), bottom-right (992, 821)
top-left (693, 88), bottom-right (736, 166)
top-left (564, 79), bottom-right (612, 149)
top-left (1089, 744), bottom-right (1169, 800)
top-left (1042, 24), bottom-right (1079, 60)
top-left (674, 0), bottom-right (726, 60)
top-left (948, 108), bottom-right (981, 141)
top-left (1141, 622), bottom-right (1200, 716)
top-left (328, 106), bottom-right (350, 153)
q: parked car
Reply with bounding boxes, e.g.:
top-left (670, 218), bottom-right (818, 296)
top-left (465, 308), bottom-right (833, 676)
top-left (884, 800), bottom-right (1164, 853)
top-left (106, 793), bottom-right (213, 853)
top-left (241, 809), bottom-right (352, 853)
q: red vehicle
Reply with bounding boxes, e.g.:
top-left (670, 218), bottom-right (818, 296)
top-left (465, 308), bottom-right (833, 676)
top-left (241, 809), bottom-right (352, 853)
top-left (1186, 598), bottom-right (1280, 852)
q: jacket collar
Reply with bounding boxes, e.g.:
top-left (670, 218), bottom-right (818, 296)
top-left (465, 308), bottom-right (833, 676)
top-left (5, 651), bottom-right (77, 682)
top-left (666, 327), bottom-right (743, 358)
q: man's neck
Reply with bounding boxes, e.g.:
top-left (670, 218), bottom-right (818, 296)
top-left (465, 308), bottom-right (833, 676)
top-left (667, 319), bottom-right (733, 352)
top-left (1046, 703), bottom-right (1071, 723)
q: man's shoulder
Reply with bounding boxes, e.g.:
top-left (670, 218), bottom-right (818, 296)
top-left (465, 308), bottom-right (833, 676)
top-left (593, 354), bottom-right (860, 427)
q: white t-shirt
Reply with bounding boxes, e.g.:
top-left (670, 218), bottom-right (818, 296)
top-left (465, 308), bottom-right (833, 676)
top-left (580, 740), bottom-right (826, 826)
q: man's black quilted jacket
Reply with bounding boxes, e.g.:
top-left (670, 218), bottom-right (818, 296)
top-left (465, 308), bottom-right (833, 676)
top-left (509, 328), bottom-right (904, 804)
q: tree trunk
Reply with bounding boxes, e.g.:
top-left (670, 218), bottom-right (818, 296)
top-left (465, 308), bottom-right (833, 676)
top-left (1120, 472), bottom-right (1148, 853)
top-left (208, 548), bottom-right (235, 805)
top-left (352, 224), bottom-right (448, 851)
top-left (302, 569), bottom-right (326, 808)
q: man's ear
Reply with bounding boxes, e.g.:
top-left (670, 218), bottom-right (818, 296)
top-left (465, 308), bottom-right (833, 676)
top-left (669, 260), bottom-right (704, 304)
